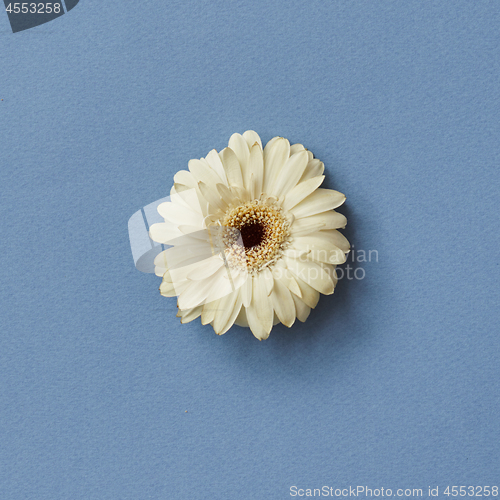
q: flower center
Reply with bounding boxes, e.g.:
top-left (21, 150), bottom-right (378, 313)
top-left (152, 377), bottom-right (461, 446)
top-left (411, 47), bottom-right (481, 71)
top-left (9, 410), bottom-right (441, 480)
top-left (239, 222), bottom-right (265, 249)
top-left (220, 200), bottom-right (291, 273)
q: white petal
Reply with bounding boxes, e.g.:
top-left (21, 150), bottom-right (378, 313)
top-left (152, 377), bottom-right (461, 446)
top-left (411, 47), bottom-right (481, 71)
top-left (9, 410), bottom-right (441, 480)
top-left (293, 236), bottom-right (347, 265)
top-left (228, 133), bottom-right (251, 176)
top-left (248, 143), bottom-right (264, 199)
top-left (290, 143), bottom-right (306, 155)
top-left (290, 188), bottom-right (346, 218)
top-left (270, 278), bottom-right (296, 327)
top-left (230, 185), bottom-right (251, 203)
top-left (158, 243), bottom-right (213, 273)
top-left (149, 222), bottom-right (183, 244)
top-left (155, 264), bottom-right (168, 278)
top-left (213, 290), bottom-right (240, 334)
top-left (284, 256), bottom-right (335, 295)
top-left (177, 275), bottom-right (215, 309)
top-left (319, 262), bottom-right (338, 287)
top-left (201, 299), bottom-right (220, 325)
top-left (169, 188), bottom-right (202, 212)
top-left (242, 130), bottom-right (262, 150)
top-left (170, 185), bottom-right (210, 220)
top-left (188, 159), bottom-right (222, 190)
top-left (159, 279), bottom-right (178, 297)
top-left (290, 211), bottom-right (347, 236)
top-left (272, 259), bottom-right (301, 297)
top-left (292, 276), bottom-right (320, 308)
top-left (220, 147), bottom-right (244, 188)
top-left (219, 292), bottom-right (244, 334)
top-left (234, 306), bottom-right (249, 327)
top-left (173, 170), bottom-right (198, 189)
top-left (263, 137), bottom-right (290, 194)
top-left (299, 159), bottom-right (325, 182)
top-left (241, 276), bottom-right (252, 308)
top-left (261, 267), bottom-right (274, 296)
top-left (183, 260), bottom-right (246, 307)
top-left (157, 201), bottom-right (205, 227)
top-left (177, 265), bottom-right (229, 309)
top-left (169, 188), bottom-right (209, 220)
top-left (186, 255), bottom-right (224, 280)
top-left (282, 175), bottom-right (325, 211)
top-left (216, 183), bottom-right (239, 205)
top-left (205, 149), bottom-right (228, 185)
top-left (178, 305), bottom-right (203, 324)
top-left (272, 150), bottom-right (309, 196)
top-left (287, 276), bottom-right (302, 298)
top-left (246, 274), bottom-right (274, 340)
top-left (172, 183), bottom-right (189, 195)
top-left (291, 294), bottom-right (311, 322)
top-left (164, 231), bottom-right (213, 253)
top-left (308, 229), bottom-right (351, 253)
top-left (177, 226), bottom-right (211, 238)
top-left (198, 181), bottom-right (227, 212)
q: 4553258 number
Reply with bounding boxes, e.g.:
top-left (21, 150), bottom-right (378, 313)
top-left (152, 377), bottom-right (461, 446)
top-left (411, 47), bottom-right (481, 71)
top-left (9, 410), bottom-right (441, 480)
top-left (5, 3), bottom-right (62, 14)
top-left (444, 487), bottom-right (499, 497)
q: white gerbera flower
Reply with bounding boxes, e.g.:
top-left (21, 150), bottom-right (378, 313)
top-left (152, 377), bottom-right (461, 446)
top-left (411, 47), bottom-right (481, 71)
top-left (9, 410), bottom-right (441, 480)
top-left (149, 131), bottom-right (350, 340)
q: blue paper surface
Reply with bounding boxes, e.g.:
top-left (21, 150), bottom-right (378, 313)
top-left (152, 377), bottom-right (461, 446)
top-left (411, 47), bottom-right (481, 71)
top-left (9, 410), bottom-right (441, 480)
top-left (1, 1), bottom-right (499, 499)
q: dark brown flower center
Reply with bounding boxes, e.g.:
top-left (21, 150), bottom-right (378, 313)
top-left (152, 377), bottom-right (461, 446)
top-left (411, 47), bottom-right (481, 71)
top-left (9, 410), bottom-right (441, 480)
top-left (240, 222), bottom-right (265, 249)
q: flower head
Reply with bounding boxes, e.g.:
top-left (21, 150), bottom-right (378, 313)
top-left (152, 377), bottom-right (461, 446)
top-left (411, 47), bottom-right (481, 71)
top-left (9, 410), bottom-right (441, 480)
top-left (149, 131), bottom-right (349, 340)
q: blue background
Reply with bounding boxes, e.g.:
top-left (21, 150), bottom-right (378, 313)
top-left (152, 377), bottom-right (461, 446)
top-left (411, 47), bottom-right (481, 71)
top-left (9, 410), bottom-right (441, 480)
top-left (1, 1), bottom-right (499, 499)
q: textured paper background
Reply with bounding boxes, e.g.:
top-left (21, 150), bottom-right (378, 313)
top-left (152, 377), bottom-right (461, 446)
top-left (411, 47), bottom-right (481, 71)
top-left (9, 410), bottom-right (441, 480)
top-left (1, 1), bottom-right (499, 499)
